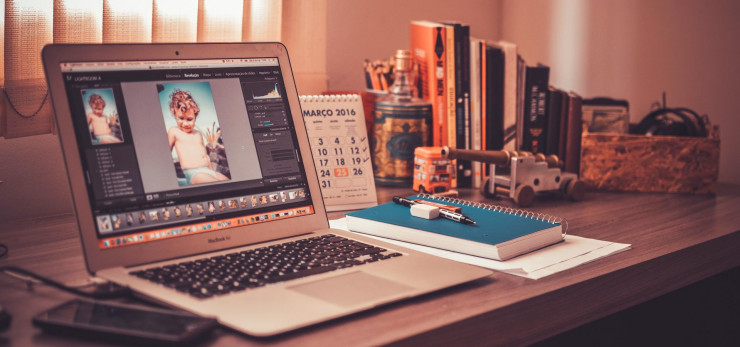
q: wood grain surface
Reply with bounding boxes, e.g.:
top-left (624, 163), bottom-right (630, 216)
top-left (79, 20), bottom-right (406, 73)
top-left (1, 185), bottom-right (739, 346)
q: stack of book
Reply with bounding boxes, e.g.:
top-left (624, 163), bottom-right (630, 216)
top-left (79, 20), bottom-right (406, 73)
top-left (410, 21), bottom-right (584, 187)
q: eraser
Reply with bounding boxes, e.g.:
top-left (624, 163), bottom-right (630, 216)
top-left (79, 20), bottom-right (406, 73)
top-left (410, 204), bottom-right (440, 219)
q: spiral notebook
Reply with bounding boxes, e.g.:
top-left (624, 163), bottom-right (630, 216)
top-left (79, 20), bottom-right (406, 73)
top-left (300, 94), bottom-right (377, 211)
top-left (345, 194), bottom-right (565, 261)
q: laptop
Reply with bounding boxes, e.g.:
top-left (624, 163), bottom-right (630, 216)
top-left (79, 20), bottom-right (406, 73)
top-left (42, 42), bottom-right (491, 336)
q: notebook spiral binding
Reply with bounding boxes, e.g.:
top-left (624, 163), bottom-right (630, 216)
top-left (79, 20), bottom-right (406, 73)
top-left (417, 194), bottom-right (568, 237)
top-left (299, 94), bottom-right (360, 102)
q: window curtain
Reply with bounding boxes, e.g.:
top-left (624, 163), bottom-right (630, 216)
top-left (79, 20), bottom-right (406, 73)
top-left (1, 0), bottom-right (327, 138)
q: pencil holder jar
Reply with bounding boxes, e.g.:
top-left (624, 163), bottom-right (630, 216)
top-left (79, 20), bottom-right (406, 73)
top-left (372, 102), bottom-right (431, 186)
top-left (372, 49), bottom-right (432, 186)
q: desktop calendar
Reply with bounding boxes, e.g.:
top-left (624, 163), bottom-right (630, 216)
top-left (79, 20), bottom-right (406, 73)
top-left (300, 94), bottom-right (377, 211)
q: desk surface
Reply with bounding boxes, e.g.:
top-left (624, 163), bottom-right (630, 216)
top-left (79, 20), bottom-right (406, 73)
top-left (1, 186), bottom-right (739, 346)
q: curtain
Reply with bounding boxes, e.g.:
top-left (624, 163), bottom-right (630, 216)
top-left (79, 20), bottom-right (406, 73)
top-left (1, 0), bottom-right (327, 138)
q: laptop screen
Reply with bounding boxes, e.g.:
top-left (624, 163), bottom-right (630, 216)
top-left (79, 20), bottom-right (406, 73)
top-left (60, 58), bottom-right (315, 250)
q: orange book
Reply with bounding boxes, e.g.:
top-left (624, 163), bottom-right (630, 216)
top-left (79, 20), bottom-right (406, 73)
top-left (442, 24), bottom-right (456, 150)
top-left (442, 24), bottom-right (458, 187)
top-left (410, 21), bottom-right (447, 147)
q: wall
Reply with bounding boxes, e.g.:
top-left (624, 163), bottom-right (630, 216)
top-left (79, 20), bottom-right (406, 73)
top-left (502, 0), bottom-right (740, 185)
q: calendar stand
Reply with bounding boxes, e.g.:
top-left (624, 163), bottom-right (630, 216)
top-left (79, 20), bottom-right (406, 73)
top-left (300, 94), bottom-right (378, 211)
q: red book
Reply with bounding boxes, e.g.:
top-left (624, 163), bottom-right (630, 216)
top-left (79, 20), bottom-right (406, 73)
top-left (410, 21), bottom-right (448, 147)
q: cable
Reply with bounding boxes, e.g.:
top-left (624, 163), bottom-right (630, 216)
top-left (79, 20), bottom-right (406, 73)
top-left (2, 88), bottom-right (49, 119)
top-left (633, 92), bottom-right (707, 137)
top-left (0, 266), bottom-right (130, 299)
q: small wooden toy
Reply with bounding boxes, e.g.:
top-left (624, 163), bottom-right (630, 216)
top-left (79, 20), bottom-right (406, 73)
top-left (440, 146), bottom-right (585, 207)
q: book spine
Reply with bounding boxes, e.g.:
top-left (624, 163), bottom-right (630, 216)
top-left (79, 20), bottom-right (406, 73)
top-left (545, 87), bottom-right (563, 156)
top-left (521, 65), bottom-right (550, 154)
top-left (462, 27), bottom-right (471, 186)
top-left (445, 25), bottom-right (456, 150)
top-left (564, 92), bottom-right (583, 174)
top-left (455, 25), bottom-right (472, 188)
top-left (485, 45), bottom-right (505, 152)
top-left (479, 40), bottom-right (486, 153)
top-left (479, 40), bottom-right (487, 181)
top-left (443, 25), bottom-right (457, 187)
top-left (470, 38), bottom-right (482, 188)
top-left (558, 91), bottom-right (569, 163)
top-left (515, 55), bottom-right (526, 151)
top-left (410, 23), bottom-right (447, 147)
top-left (452, 25), bottom-right (464, 153)
top-left (500, 42), bottom-right (518, 152)
top-left (346, 215), bottom-right (507, 260)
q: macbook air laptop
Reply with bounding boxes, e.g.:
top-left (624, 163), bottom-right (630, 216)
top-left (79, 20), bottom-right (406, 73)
top-left (42, 42), bottom-right (491, 336)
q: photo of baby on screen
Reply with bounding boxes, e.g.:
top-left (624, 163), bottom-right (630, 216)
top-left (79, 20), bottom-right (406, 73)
top-left (158, 81), bottom-right (231, 186)
top-left (82, 88), bottom-right (123, 145)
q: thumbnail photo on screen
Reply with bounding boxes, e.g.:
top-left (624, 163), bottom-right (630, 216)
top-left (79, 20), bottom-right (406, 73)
top-left (158, 81), bottom-right (231, 186)
top-left (82, 88), bottom-right (123, 145)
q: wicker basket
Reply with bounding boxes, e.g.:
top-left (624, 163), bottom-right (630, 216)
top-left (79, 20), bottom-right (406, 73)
top-left (579, 126), bottom-right (720, 194)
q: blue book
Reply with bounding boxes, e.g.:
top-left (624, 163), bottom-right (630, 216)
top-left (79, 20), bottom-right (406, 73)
top-left (345, 195), bottom-right (564, 261)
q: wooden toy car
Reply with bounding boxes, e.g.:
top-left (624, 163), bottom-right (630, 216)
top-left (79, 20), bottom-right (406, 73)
top-left (440, 146), bottom-right (585, 207)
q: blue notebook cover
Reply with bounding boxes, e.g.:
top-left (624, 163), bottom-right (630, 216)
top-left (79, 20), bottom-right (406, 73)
top-left (346, 195), bottom-right (562, 246)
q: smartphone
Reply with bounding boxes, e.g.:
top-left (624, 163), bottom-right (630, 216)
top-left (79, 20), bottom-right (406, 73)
top-left (33, 299), bottom-right (218, 345)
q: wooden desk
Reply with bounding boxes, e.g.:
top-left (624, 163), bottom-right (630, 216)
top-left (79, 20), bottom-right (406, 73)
top-left (1, 186), bottom-right (739, 346)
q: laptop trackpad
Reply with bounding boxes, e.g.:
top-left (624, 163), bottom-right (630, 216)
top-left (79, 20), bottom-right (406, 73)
top-left (288, 271), bottom-right (415, 307)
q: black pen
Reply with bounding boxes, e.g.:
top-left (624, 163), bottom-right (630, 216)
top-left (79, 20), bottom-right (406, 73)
top-left (392, 196), bottom-right (477, 225)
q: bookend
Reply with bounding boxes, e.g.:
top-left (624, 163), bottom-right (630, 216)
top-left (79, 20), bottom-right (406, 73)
top-left (440, 147), bottom-right (585, 207)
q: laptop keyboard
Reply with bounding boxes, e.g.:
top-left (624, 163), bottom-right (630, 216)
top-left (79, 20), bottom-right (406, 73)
top-left (130, 234), bottom-right (403, 299)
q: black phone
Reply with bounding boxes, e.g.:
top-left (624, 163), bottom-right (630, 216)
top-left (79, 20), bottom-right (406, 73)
top-left (33, 299), bottom-right (218, 345)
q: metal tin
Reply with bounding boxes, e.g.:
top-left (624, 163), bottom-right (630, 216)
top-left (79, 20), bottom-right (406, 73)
top-left (372, 101), bottom-right (431, 186)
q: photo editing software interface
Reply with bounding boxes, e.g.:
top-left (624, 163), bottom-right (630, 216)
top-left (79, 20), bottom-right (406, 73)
top-left (61, 58), bottom-right (315, 250)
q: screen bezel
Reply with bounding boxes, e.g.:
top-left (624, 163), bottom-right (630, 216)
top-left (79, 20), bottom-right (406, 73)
top-left (43, 43), bottom-right (328, 273)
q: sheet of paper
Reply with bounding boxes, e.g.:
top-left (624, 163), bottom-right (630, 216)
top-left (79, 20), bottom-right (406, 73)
top-left (330, 218), bottom-right (631, 280)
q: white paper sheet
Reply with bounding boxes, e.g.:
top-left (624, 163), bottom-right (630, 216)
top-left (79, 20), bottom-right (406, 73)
top-left (330, 218), bottom-right (631, 280)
